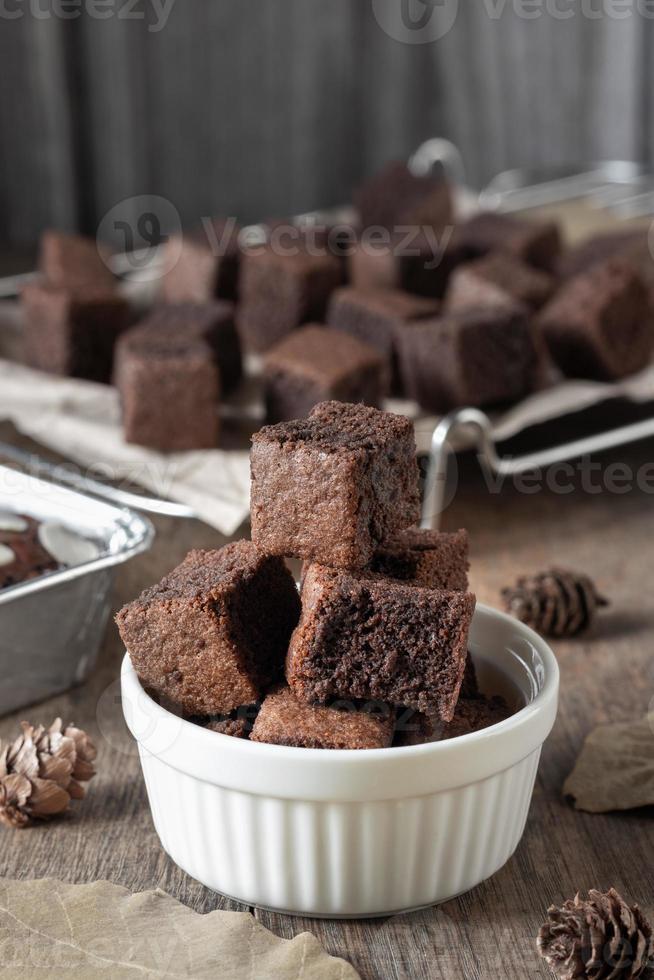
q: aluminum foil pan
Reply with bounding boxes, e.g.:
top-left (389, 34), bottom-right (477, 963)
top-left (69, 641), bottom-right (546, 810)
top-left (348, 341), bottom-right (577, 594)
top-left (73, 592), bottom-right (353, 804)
top-left (0, 463), bottom-right (153, 715)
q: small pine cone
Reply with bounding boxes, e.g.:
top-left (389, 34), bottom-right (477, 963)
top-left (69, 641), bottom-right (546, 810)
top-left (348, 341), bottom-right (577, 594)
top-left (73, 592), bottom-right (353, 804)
top-left (0, 719), bottom-right (96, 828)
top-left (538, 889), bottom-right (654, 979)
top-left (502, 568), bottom-right (608, 637)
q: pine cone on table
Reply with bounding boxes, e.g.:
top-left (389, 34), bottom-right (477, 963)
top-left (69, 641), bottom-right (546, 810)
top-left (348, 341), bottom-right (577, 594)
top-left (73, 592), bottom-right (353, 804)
top-left (502, 568), bottom-right (608, 637)
top-left (538, 889), bottom-right (654, 979)
top-left (0, 719), bottom-right (97, 828)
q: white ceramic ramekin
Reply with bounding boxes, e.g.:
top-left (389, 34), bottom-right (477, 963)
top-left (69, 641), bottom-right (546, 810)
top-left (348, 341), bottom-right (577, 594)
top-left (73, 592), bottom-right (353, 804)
top-left (121, 602), bottom-right (558, 917)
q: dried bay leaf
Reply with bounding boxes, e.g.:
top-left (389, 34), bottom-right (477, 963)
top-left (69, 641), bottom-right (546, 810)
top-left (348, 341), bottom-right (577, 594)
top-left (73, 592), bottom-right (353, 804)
top-left (0, 878), bottom-right (360, 979)
top-left (563, 715), bottom-right (654, 813)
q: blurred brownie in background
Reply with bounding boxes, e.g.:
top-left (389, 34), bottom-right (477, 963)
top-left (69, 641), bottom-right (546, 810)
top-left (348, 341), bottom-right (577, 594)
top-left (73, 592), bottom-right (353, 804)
top-left (355, 161), bottom-right (453, 231)
top-left (238, 244), bottom-right (342, 352)
top-left (262, 324), bottom-right (387, 423)
top-left (21, 281), bottom-right (130, 383)
top-left (558, 227), bottom-right (654, 306)
top-left (160, 219), bottom-right (241, 304)
top-left (115, 328), bottom-right (220, 451)
top-left (39, 230), bottom-right (116, 292)
top-left (327, 286), bottom-right (440, 391)
top-left (457, 212), bottom-right (562, 272)
top-left (446, 252), bottom-right (555, 313)
top-left (396, 305), bottom-right (537, 413)
top-left (349, 227), bottom-right (472, 299)
top-left (538, 258), bottom-right (653, 381)
top-left (128, 301), bottom-right (242, 393)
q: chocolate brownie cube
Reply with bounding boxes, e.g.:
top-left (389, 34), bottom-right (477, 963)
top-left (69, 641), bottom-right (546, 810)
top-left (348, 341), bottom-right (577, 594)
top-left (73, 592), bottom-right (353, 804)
top-left (115, 329), bottom-right (221, 451)
top-left (355, 161), bottom-right (453, 231)
top-left (446, 252), bottom-right (555, 313)
top-left (395, 692), bottom-right (510, 745)
top-left (349, 228), bottom-right (472, 300)
top-left (458, 212), bottom-right (562, 272)
top-left (238, 245), bottom-right (343, 352)
top-left (161, 219), bottom-right (241, 303)
top-left (538, 259), bottom-right (653, 381)
top-left (251, 401), bottom-right (420, 568)
top-left (397, 306), bottom-right (538, 413)
top-left (558, 228), bottom-right (647, 279)
top-left (21, 281), bottom-right (130, 383)
top-left (116, 543), bottom-right (301, 716)
top-left (370, 528), bottom-right (469, 591)
top-left (39, 230), bottom-right (116, 291)
top-left (128, 301), bottom-right (242, 393)
top-left (202, 703), bottom-right (261, 739)
top-left (263, 324), bottom-right (387, 423)
top-left (251, 685), bottom-right (395, 749)
top-left (327, 286), bottom-right (440, 391)
top-left (287, 564), bottom-right (475, 717)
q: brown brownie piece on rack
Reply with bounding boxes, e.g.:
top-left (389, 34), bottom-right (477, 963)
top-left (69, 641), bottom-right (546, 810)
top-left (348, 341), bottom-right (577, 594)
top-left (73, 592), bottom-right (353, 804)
top-left (238, 244), bottom-right (342, 352)
top-left (251, 686), bottom-right (395, 750)
top-left (538, 258), bottom-right (654, 380)
top-left (370, 528), bottom-right (469, 591)
top-left (250, 401), bottom-right (420, 569)
top-left (21, 281), bottom-right (130, 383)
top-left (127, 301), bottom-right (242, 393)
top-left (116, 543), bottom-right (301, 717)
top-left (161, 219), bottom-right (241, 303)
top-left (355, 161), bottom-right (454, 231)
top-left (396, 305), bottom-right (538, 413)
top-left (263, 324), bottom-right (387, 423)
top-left (327, 286), bottom-right (440, 390)
top-left (457, 212), bottom-right (562, 272)
top-left (287, 563), bottom-right (475, 718)
top-left (446, 252), bottom-right (555, 312)
top-left (115, 328), bottom-right (221, 451)
top-left (39, 230), bottom-right (116, 291)
top-left (349, 228), bottom-right (472, 300)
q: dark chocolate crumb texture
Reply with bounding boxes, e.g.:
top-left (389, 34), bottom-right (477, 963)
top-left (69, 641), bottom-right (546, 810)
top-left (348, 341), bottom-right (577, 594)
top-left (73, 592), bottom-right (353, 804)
top-left (250, 401), bottom-right (420, 569)
top-left (286, 564), bottom-right (475, 718)
top-left (116, 542), bottom-right (301, 716)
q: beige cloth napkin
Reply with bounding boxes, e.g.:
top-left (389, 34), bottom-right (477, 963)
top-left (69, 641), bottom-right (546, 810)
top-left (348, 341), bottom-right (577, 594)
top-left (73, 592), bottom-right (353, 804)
top-left (0, 361), bottom-right (251, 535)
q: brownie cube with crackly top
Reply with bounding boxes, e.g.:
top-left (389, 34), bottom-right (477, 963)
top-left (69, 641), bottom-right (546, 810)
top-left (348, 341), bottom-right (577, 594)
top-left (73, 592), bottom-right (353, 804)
top-left (250, 401), bottom-right (420, 569)
top-left (127, 301), bottom-right (242, 393)
top-left (21, 281), bottom-right (130, 383)
top-left (446, 252), bottom-right (555, 313)
top-left (370, 528), bottom-right (469, 591)
top-left (458, 212), bottom-right (562, 272)
top-left (238, 244), bottom-right (342, 352)
top-left (397, 306), bottom-right (538, 413)
top-left (161, 219), bottom-right (241, 303)
top-left (327, 286), bottom-right (440, 391)
top-left (263, 324), bottom-right (387, 423)
top-left (287, 564), bottom-right (475, 718)
top-left (39, 230), bottom-right (116, 291)
top-left (251, 686), bottom-right (395, 749)
top-left (115, 329), bottom-right (221, 451)
top-left (116, 543), bottom-right (301, 717)
top-left (538, 259), bottom-right (653, 380)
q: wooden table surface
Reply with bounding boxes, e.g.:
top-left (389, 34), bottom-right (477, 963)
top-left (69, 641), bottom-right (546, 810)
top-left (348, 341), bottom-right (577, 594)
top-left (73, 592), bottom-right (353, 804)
top-left (1, 419), bottom-right (653, 980)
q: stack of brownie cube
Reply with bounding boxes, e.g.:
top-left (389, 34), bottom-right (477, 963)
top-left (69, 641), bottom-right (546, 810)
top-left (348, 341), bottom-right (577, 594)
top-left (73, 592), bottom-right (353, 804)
top-left (117, 400), bottom-right (509, 750)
